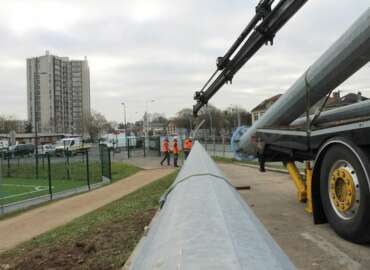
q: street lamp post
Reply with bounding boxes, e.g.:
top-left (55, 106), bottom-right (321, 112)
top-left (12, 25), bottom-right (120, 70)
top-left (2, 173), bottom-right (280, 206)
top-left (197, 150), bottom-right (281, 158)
top-left (207, 109), bottom-right (213, 137)
top-left (186, 116), bottom-right (193, 136)
top-left (121, 102), bottom-right (127, 135)
top-left (34, 69), bottom-right (39, 179)
top-left (145, 100), bottom-right (155, 137)
top-left (207, 108), bottom-right (215, 155)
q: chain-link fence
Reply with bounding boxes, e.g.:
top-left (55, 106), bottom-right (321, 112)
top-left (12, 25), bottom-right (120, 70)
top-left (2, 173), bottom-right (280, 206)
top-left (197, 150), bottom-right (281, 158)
top-left (197, 136), bottom-right (234, 158)
top-left (111, 136), bottom-right (161, 162)
top-left (0, 143), bottom-right (111, 214)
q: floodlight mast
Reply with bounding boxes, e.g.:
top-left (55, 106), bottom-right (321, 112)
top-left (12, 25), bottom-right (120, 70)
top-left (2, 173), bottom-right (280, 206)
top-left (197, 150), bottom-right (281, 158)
top-left (193, 0), bottom-right (307, 116)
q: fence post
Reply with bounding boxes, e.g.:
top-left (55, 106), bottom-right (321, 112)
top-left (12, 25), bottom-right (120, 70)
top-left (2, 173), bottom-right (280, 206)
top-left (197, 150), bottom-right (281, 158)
top-left (42, 147), bottom-right (45, 169)
top-left (0, 151), bottom-right (3, 211)
top-left (66, 150), bottom-right (70, 180)
top-left (143, 137), bottom-right (146, 157)
top-left (7, 154), bottom-right (10, 177)
top-left (98, 139), bottom-right (102, 169)
top-left (0, 151), bottom-right (3, 177)
top-left (108, 148), bottom-right (112, 181)
top-left (47, 153), bottom-right (52, 200)
top-left (213, 135), bottom-right (216, 157)
top-left (86, 149), bottom-right (91, 190)
top-left (127, 137), bottom-right (130, 159)
top-left (222, 136), bottom-right (226, 157)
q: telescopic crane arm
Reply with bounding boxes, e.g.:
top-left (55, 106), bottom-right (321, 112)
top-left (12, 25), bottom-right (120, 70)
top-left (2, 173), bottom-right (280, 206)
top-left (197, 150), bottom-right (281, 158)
top-left (193, 0), bottom-right (307, 116)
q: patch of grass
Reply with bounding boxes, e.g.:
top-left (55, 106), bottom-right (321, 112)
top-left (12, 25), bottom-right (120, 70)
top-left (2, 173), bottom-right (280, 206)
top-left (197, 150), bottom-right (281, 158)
top-left (212, 155), bottom-right (287, 170)
top-left (111, 163), bottom-right (141, 182)
top-left (212, 156), bottom-right (238, 164)
top-left (3, 161), bottom-right (141, 182)
top-left (0, 163), bottom-right (142, 205)
top-left (0, 170), bottom-right (178, 270)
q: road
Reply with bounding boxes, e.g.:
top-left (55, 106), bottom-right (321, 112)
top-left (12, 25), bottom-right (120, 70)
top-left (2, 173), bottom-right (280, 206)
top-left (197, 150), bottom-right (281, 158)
top-left (220, 163), bottom-right (370, 270)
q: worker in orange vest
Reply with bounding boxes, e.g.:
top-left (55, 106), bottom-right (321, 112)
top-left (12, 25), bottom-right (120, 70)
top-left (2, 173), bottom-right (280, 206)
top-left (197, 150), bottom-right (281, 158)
top-left (160, 137), bottom-right (170, 166)
top-left (173, 138), bottom-right (180, 167)
top-left (183, 137), bottom-right (193, 159)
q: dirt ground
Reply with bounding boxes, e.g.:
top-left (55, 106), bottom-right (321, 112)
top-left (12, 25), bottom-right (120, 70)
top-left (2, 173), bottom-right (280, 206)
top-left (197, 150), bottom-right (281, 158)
top-left (220, 163), bottom-right (370, 270)
top-left (0, 168), bottom-right (174, 254)
top-left (3, 208), bottom-right (157, 270)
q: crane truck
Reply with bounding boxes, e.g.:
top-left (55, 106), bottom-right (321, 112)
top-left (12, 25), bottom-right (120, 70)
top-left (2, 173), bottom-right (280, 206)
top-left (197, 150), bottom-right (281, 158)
top-left (193, 0), bottom-right (370, 244)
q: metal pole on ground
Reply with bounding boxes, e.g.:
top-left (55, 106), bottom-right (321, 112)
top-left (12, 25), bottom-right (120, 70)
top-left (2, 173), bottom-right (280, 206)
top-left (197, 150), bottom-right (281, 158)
top-left (127, 142), bottom-right (296, 270)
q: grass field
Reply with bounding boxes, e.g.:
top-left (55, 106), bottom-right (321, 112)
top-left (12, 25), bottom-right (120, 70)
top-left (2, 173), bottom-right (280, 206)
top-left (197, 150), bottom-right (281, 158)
top-left (212, 155), bottom-right (287, 170)
top-left (0, 162), bottom-right (141, 205)
top-left (0, 170), bottom-right (178, 270)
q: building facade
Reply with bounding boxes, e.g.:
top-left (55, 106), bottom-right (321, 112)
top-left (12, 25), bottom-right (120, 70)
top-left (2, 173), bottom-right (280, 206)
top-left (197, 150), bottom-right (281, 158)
top-left (251, 94), bottom-right (282, 124)
top-left (27, 51), bottom-right (91, 135)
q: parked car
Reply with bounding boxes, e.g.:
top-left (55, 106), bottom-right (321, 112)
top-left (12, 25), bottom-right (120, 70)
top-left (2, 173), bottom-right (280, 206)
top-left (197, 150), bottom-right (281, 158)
top-left (37, 144), bottom-right (56, 157)
top-left (6, 144), bottom-right (35, 158)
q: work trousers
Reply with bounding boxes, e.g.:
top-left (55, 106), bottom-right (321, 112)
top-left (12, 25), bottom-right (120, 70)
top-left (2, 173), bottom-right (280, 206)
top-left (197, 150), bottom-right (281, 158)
top-left (160, 152), bottom-right (170, 165)
top-left (174, 153), bottom-right (179, 167)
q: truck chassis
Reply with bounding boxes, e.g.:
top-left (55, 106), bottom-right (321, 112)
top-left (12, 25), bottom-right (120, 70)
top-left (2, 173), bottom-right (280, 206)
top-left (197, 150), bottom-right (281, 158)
top-left (256, 118), bottom-right (370, 243)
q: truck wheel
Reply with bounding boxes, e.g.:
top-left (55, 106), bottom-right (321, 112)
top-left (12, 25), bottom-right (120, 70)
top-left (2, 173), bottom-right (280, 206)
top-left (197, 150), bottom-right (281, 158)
top-left (320, 144), bottom-right (370, 243)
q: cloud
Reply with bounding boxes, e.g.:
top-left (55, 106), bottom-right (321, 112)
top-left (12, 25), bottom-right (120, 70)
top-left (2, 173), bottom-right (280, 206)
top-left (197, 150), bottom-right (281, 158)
top-left (0, 0), bottom-right (370, 122)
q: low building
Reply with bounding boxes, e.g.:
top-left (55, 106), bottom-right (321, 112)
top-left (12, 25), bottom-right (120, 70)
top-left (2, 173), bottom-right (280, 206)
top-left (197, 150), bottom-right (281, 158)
top-left (251, 94), bottom-right (282, 124)
top-left (0, 133), bottom-right (74, 145)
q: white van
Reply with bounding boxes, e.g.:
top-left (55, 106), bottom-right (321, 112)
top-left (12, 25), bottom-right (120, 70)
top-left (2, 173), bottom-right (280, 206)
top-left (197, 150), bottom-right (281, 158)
top-left (0, 140), bottom-right (9, 151)
top-left (55, 138), bottom-right (90, 156)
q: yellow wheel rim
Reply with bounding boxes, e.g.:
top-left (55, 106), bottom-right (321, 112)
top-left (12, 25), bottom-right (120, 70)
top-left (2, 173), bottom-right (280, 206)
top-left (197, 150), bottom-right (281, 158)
top-left (329, 168), bottom-right (356, 213)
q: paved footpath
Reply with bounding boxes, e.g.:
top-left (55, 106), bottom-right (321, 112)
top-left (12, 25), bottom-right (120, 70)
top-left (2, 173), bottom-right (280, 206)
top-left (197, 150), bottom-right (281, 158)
top-left (0, 168), bottom-right (174, 253)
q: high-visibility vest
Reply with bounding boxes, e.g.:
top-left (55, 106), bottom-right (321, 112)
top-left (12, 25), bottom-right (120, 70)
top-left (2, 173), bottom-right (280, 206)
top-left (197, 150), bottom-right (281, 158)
top-left (163, 141), bottom-right (169, 152)
top-left (173, 141), bottom-right (179, 154)
top-left (184, 139), bottom-right (192, 150)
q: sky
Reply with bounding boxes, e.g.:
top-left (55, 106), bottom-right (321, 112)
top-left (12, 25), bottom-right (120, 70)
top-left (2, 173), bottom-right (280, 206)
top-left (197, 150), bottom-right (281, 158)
top-left (0, 0), bottom-right (370, 123)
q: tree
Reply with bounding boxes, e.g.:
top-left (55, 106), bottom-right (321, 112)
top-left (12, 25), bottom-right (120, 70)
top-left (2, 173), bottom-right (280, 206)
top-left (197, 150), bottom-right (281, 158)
top-left (84, 111), bottom-right (113, 140)
top-left (172, 104), bottom-right (252, 136)
top-left (223, 106), bottom-right (252, 133)
top-left (172, 108), bottom-right (193, 130)
top-left (151, 115), bottom-right (168, 125)
top-left (197, 104), bottom-right (225, 135)
top-left (25, 122), bottom-right (33, 133)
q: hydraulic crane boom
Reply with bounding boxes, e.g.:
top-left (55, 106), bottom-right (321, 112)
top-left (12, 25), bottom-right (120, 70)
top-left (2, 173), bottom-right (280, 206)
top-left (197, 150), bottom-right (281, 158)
top-left (193, 0), bottom-right (307, 116)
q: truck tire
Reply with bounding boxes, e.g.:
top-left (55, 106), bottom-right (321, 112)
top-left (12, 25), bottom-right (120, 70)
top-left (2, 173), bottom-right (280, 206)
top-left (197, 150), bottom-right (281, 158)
top-left (320, 144), bottom-right (370, 243)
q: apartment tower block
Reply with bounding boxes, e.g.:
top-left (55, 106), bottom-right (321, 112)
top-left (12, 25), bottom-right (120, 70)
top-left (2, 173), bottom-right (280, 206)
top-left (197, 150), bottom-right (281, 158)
top-left (27, 51), bottom-right (91, 134)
